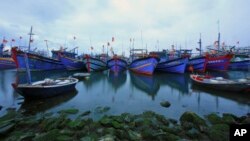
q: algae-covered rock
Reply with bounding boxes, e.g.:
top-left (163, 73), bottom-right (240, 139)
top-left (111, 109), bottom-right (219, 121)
top-left (99, 134), bottom-right (115, 141)
top-left (80, 136), bottom-right (95, 141)
top-left (222, 113), bottom-right (236, 124)
top-left (58, 108), bottom-right (79, 114)
top-left (160, 101), bottom-right (171, 108)
top-left (111, 120), bottom-right (122, 129)
top-left (128, 130), bottom-right (142, 140)
top-left (56, 135), bottom-right (73, 141)
top-left (180, 112), bottom-right (207, 131)
top-left (33, 129), bottom-right (60, 141)
top-left (206, 113), bottom-right (222, 125)
top-left (80, 110), bottom-right (91, 117)
top-left (0, 121), bottom-right (15, 135)
top-left (186, 127), bottom-right (201, 139)
top-left (100, 116), bottom-right (112, 126)
top-left (208, 124), bottom-right (229, 141)
top-left (67, 119), bottom-right (84, 129)
top-left (95, 106), bottom-right (110, 114)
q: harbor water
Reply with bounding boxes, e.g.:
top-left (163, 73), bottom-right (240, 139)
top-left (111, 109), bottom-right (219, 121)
top-left (0, 69), bottom-right (250, 120)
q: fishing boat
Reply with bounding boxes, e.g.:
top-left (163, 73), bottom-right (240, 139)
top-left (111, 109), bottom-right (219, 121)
top-left (12, 77), bottom-right (78, 99)
top-left (0, 43), bottom-right (16, 69)
top-left (156, 57), bottom-right (188, 73)
top-left (206, 53), bottom-right (233, 71)
top-left (11, 27), bottom-right (65, 71)
top-left (12, 52), bottom-right (78, 99)
top-left (107, 55), bottom-right (127, 72)
top-left (83, 54), bottom-right (107, 72)
top-left (129, 49), bottom-right (159, 75)
top-left (229, 54), bottom-right (250, 70)
top-left (190, 74), bottom-right (250, 93)
top-left (52, 47), bottom-right (86, 71)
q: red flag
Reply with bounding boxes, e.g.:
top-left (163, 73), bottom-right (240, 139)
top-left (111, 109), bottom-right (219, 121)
top-left (112, 37), bottom-right (114, 42)
top-left (30, 39), bottom-right (33, 43)
top-left (196, 48), bottom-right (200, 51)
top-left (107, 42), bottom-right (110, 46)
top-left (12, 39), bottom-right (15, 42)
top-left (19, 36), bottom-right (22, 39)
top-left (91, 46), bottom-right (93, 50)
top-left (236, 41), bottom-right (239, 44)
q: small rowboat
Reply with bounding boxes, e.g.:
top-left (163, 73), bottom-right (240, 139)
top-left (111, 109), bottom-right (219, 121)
top-left (12, 77), bottom-right (78, 99)
top-left (190, 74), bottom-right (250, 93)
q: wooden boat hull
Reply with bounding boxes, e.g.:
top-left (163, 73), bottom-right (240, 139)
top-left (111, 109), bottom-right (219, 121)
top-left (206, 54), bottom-right (233, 71)
top-left (0, 57), bottom-right (16, 69)
top-left (187, 56), bottom-right (207, 72)
top-left (59, 55), bottom-right (86, 70)
top-left (190, 74), bottom-right (250, 92)
top-left (229, 60), bottom-right (250, 70)
top-left (107, 58), bottom-right (127, 72)
top-left (83, 56), bottom-right (107, 72)
top-left (11, 48), bottom-right (65, 71)
top-left (156, 57), bottom-right (188, 73)
top-left (129, 57), bottom-right (159, 75)
top-left (13, 78), bottom-right (78, 99)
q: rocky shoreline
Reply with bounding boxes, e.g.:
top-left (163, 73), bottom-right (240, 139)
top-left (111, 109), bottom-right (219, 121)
top-left (0, 108), bottom-right (250, 141)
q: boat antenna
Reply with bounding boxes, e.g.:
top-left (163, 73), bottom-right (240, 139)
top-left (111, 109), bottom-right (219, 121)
top-left (28, 26), bottom-right (34, 52)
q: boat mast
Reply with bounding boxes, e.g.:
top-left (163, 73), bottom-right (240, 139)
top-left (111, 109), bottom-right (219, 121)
top-left (28, 26), bottom-right (34, 52)
top-left (44, 40), bottom-right (49, 57)
top-left (217, 20), bottom-right (220, 51)
top-left (198, 33), bottom-right (202, 56)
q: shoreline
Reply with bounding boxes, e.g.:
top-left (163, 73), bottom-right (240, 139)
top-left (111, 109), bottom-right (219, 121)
top-left (1, 108), bottom-right (250, 141)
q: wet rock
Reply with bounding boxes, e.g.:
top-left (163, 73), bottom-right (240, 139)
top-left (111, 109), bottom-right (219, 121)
top-left (160, 101), bottom-right (171, 108)
top-left (0, 122), bottom-right (15, 135)
top-left (100, 116), bottom-right (112, 126)
top-left (206, 113), bottom-right (222, 125)
top-left (208, 124), bottom-right (229, 141)
top-left (186, 127), bottom-right (201, 139)
top-left (222, 113), bottom-right (236, 124)
top-left (58, 108), bottom-right (79, 114)
top-left (99, 134), bottom-right (115, 141)
top-left (165, 132), bottom-right (181, 141)
top-left (60, 129), bottom-right (74, 136)
top-left (80, 110), bottom-right (91, 117)
top-left (67, 119), bottom-right (84, 129)
top-left (80, 136), bottom-right (95, 141)
top-left (242, 117), bottom-right (250, 124)
top-left (56, 135), bottom-right (73, 141)
top-left (169, 118), bottom-right (178, 125)
top-left (95, 106), bottom-right (110, 114)
top-left (111, 120), bottom-right (122, 129)
top-left (180, 111), bottom-right (207, 132)
top-left (128, 130), bottom-right (142, 140)
top-left (33, 129), bottom-right (60, 141)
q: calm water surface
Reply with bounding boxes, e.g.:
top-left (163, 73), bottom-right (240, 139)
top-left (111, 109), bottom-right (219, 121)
top-left (0, 69), bottom-right (250, 120)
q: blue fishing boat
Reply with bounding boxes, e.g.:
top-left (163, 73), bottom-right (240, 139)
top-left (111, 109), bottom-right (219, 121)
top-left (12, 47), bottom-right (65, 71)
top-left (129, 49), bottom-right (159, 75)
top-left (156, 57), bottom-right (188, 73)
top-left (83, 55), bottom-right (107, 72)
top-left (229, 54), bottom-right (250, 70)
top-left (11, 27), bottom-right (65, 71)
top-left (0, 43), bottom-right (16, 69)
top-left (52, 47), bottom-right (86, 71)
top-left (107, 55), bottom-right (127, 72)
top-left (187, 56), bottom-right (207, 72)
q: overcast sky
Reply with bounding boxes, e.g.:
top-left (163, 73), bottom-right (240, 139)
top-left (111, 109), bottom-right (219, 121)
top-left (0, 0), bottom-right (250, 55)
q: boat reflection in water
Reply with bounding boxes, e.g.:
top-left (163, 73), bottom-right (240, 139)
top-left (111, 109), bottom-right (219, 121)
top-left (191, 84), bottom-right (250, 105)
top-left (156, 72), bottom-right (189, 94)
top-left (107, 71), bottom-right (127, 93)
top-left (19, 90), bottom-right (77, 115)
top-left (129, 72), bottom-right (160, 100)
top-left (82, 71), bottom-right (107, 89)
